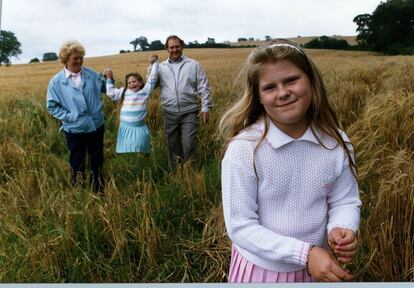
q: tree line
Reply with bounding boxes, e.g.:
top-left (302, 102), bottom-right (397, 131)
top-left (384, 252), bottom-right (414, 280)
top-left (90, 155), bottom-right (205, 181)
top-left (0, 0), bottom-right (412, 65)
top-left (305, 0), bottom-right (413, 53)
top-left (124, 36), bottom-right (239, 54)
top-left (353, 0), bottom-right (414, 55)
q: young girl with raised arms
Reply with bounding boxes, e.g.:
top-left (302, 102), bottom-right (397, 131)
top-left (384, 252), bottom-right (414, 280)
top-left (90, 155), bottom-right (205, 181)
top-left (105, 55), bottom-right (158, 154)
top-left (219, 40), bottom-right (361, 283)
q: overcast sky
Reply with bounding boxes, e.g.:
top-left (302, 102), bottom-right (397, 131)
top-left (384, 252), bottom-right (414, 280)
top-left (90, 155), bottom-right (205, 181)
top-left (1, 0), bottom-right (382, 64)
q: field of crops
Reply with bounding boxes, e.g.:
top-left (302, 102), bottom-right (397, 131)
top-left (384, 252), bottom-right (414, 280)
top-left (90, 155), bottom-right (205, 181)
top-left (0, 47), bottom-right (413, 282)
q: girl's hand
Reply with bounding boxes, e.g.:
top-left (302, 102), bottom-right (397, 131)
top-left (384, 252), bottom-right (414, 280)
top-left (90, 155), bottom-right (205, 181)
top-left (328, 228), bottom-right (357, 263)
top-left (307, 246), bottom-right (352, 282)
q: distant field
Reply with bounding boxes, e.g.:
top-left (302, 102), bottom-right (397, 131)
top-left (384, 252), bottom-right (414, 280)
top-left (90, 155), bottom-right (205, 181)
top-left (0, 47), bottom-right (413, 282)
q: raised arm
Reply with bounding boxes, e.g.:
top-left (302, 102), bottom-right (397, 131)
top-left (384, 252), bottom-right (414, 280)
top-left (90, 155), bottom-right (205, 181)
top-left (146, 54), bottom-right (160, 88)
top-left (140, 54), bottom-right (159, 96)
top-left (104, 69), bottom-right (124, 101)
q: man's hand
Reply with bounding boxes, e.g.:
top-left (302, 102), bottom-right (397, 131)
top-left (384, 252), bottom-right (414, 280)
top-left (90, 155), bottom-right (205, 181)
top-left (198, 111), bottom-right (210, 123)
top-left (150, 54), bottom-right (158, 64)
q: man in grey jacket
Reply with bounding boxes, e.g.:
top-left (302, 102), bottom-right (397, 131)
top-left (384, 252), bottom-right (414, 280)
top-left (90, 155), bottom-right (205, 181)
top-left (154, 35), bottom-right (213, 166)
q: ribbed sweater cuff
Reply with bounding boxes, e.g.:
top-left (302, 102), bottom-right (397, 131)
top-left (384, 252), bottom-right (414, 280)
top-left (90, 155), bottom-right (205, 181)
top-left (290, 241), bottom-right (311, 267)
top-left (327, 208), bottom-right (360, 234)
top-left (298, 242), bottom-right (311, 266)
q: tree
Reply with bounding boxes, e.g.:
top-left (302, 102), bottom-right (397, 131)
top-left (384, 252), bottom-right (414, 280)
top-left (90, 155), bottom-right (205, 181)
top-left (187, 40), bottom-right (200, 48)
top-left (353, 13), bottom-right (371, 48)
top-left (130, 36), bottom-right (150, 51)
top-left (206, 37), bottom-right (215, 44)
top-left (29, 58), bottom-right (40, 63)
top-left (130, 39), bottom-right (139, 51)
top-left (0, 30), bottom-right (22, 65)
top-left (264, 35), bottom-right (271, 41)
top-left (203, 37), bottom-right (217, 48)
top-left (149, 40), bottom-right (164, 50)
top-left (304, 36), bottom-right (351, 50)
top-left (238, 37), bottom-right (247, 42)
top-left (42, 52), bottom-right (58, 62)
top-left (353, 0), bottom-right (414, 54)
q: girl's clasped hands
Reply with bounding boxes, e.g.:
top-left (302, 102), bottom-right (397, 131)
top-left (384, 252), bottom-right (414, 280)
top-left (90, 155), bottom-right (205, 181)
top-left (308, 227), bottom-right (357, 282)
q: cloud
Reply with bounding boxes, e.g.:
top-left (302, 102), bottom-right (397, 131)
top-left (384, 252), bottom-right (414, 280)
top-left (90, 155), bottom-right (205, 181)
top-left (1, 0), bottom-right (382, 64)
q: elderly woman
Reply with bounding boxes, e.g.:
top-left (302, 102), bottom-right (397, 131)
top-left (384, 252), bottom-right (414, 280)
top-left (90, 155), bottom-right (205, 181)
top-left (46, 40), bottom-right (106, 192)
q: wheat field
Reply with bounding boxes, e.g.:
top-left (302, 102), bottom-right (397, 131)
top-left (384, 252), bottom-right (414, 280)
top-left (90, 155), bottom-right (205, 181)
top-left (0, 47), bottom-right (413, 282)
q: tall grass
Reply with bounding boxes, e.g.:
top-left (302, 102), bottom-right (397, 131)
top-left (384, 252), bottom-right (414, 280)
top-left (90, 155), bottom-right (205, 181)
top-left (0, 48), bottom-right (413, 282)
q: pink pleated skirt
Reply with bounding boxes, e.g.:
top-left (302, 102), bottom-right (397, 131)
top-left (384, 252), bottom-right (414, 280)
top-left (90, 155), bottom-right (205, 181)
top-left (228, 246), bottom-right (315, 283)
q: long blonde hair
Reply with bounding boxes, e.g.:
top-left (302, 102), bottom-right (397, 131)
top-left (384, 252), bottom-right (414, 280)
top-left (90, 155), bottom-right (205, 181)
top-left (219, 39), bottom-right (356, 174)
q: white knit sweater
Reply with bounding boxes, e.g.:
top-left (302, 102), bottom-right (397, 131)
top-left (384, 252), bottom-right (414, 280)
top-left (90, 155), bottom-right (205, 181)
top-left (221, 118), bottom-right (361, 272)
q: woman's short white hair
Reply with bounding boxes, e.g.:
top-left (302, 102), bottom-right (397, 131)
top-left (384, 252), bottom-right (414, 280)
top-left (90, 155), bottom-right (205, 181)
top-left (59, 40), bottom-right (85, 65)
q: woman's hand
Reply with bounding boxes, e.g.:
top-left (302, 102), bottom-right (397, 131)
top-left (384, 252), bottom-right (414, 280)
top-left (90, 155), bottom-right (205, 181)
top-left (307, 246), bottom-right (352, 282)
top-left (104, 68), bottom-right (113, 80)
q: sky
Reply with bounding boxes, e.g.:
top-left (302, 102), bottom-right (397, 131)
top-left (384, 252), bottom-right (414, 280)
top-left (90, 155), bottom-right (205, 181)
top-left (1, 0), bottom-right (383, 64)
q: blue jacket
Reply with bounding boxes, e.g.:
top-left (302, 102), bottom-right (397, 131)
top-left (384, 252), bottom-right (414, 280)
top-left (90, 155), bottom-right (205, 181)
top-left (46, 67), bottom-right (105, 133)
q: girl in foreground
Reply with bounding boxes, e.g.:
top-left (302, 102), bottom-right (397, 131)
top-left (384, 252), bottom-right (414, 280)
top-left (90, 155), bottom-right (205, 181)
top-left (219, 40), bottom-right (361, 282)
